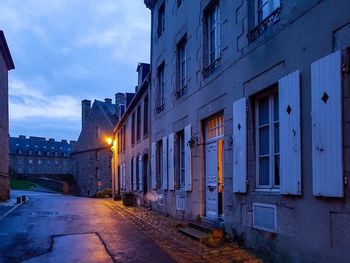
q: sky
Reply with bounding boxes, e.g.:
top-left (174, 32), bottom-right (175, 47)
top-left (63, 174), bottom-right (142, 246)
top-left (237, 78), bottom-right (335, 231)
top-left (1, 0), bottom-right (151, 141)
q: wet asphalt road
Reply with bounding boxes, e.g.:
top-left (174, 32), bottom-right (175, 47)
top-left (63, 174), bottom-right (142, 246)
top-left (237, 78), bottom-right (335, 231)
top-left (0, 191), bottom-right (175, 263)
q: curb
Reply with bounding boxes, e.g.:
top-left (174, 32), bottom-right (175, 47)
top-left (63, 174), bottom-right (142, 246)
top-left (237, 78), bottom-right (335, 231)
top-left (0, 202), bottom-right (23, 221)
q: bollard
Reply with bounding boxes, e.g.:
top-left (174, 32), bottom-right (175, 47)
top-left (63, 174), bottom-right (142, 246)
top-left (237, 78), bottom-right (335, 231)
top-left (16, 197), bottom-right (21, 204)
top-left (22, 195), bottom-right (26, 203)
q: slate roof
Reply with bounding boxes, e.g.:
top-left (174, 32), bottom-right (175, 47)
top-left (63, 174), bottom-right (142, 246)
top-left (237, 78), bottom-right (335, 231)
top-left (9, 136), bottom-right (74, 157)
top-left (94, 100), bottom-right (118, 126)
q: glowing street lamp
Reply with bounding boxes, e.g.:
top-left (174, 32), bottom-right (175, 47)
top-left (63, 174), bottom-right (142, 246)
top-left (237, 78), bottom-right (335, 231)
top-left (106, 137), bottom-right (113, 146)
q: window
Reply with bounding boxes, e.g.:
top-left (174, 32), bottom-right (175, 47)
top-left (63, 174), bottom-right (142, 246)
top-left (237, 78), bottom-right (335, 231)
top-left (176, 37), bottom-right (187, 98)
top-left (143, 95), bottom-right (149, 137)
top-left (157, 63), bottom-right (165, 112)
top-left (136, 105), bottom-right (141, 142)
top-left (177, 131), bottom-right (185, 189)
top-left (157, 2), bottom-right (165, 37)
top-left (96, 150), bottom-right (100, 161)
top-left (205, 2), bottom-right (220, 75)
top-left (96, 126), bottom-right (101, 139)
top-left (96, 167), bottom-right (100, 179)
top-left (257, 0), bottom-right (280, 24)
top-left (206, 114), bottom-right (224, 141)
top-left (131, 113), bottom-right (135, 145)
top-left (118, 131), bottom-right (121, 154)
top-left (255, 90), bottom-right (280, 189)
top-left (156, 140), bottom-right (163, 189)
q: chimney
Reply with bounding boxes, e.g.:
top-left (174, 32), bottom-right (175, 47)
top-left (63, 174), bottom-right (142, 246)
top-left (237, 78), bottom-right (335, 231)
top-left (104, 98), bottom-right (112, 104)
top-left (81, 99), bottom-right (91, 129)
top-left (115, 93), bottom-right (126, 119)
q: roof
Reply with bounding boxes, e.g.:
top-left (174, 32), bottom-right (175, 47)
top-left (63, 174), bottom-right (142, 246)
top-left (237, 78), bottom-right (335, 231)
top-left (144, 0), bottom-right (156, 9)
top-left (0, 30), bottom-right (14, 70)
top-left (9, 136), bottom-right (74, 156)
top-left (95, 100), bottom-right (118, 126)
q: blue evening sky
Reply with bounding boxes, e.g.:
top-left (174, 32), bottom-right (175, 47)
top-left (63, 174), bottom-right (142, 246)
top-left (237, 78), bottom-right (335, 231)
top-left (1, 0), bottom-right (150, 141)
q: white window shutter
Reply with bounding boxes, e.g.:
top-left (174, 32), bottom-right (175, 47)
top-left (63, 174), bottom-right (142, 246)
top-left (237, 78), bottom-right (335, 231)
top-left (168, 133), bottom-right (175, 190)
top-left (232, 98), bottom-right (247, 193)
top-left (162, 136), bottom-right (168, 190)
top-left (185, 125), bottom-right (192, 191)
top-left (133, 158), bottom-right (137, 191)
top-left (123, 162), bottom-right (126, 190)
top-left (139, 155), bottom-right (143, 192)
top-left (151, 142), bottom-right (156, 189)
top-left (311, 50), bottom-right (343, 197)
top-left (279, 70), bottom-right (302, 195)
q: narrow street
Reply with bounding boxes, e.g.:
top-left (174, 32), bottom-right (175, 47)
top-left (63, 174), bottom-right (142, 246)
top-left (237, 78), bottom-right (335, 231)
top-left (0, 191), bottom-right (175, 263)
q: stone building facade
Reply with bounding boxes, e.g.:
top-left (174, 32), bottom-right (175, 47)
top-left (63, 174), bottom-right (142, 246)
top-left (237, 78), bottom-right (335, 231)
top-left (143, 0), bottom-right (350, 262)
top-left (112, 63), bottom-right (151, 203)
top-left (9, 136), bottom-right (75, 178)
top-left (73, 98), bottom-right (123, 196)
top-left (0, 30), bottom-right (14, 201)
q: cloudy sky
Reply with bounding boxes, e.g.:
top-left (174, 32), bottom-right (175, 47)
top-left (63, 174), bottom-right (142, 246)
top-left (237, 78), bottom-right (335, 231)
top-left (1, 0), bottom-right (151, 141)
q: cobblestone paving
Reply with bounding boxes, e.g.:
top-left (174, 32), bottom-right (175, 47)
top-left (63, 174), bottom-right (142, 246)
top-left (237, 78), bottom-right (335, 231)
top-left (105, 201), bottom-right (263, 263)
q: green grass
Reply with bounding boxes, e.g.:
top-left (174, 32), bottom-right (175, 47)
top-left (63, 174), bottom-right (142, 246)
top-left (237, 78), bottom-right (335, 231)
top-left (10, 178), bottom-right (37, 190)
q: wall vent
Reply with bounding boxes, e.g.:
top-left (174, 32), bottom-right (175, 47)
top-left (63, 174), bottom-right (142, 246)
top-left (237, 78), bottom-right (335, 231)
top-left (253, 203), bottom-right (277, 232)
top-left (176, 196), bottom-right (185, 211)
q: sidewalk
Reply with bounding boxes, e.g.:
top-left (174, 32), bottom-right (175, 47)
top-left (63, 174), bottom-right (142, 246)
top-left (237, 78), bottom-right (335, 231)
top-left (105, 201), bottom-right (262, 263)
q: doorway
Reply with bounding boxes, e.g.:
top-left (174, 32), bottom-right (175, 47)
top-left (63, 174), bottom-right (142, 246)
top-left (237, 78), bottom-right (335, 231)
top-left (205, 114), bottom-right (224, 220)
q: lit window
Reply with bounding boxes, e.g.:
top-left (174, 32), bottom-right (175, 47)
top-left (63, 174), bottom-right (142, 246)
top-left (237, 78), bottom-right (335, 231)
top-left (255, 90), bottom-right (280, 189)
top-left (206, 114), bottom-right (224, 140)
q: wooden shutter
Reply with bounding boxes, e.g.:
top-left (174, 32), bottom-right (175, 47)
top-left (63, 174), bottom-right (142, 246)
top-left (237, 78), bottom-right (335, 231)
top-left (279, 70), bottom-right (302, 195)
top-left (151, 142), bottom-right (156, 189)
top-left (311, 50), bottom-right (343, 197)
top-left (139, 155), bottom-right (143, 191)
top-left (185, 125), bottom-right (192, 191)
top-left (168, 133), bottom-right (175, 190)
top-left (133, 157), bottom-right (137, 191)
top-left (123, 162), bottom-right (126, 189)
top-left (162, 136), bottom-right (168, 190)
top-left (232, 98), bottom-right (247, 193)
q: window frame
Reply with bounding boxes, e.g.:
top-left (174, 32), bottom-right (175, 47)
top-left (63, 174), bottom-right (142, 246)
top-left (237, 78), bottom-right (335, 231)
top-left (255, 88), bottom-right (280, 191)
top-left (157, 63), bottom-right (165, 112)
top-left (157, 2), bottom-right (165, 37)
top-left (204, 1), bottom-right (221, 77)
top-left (176, 36), bottom-right (188, 98)
top-left (136, 105), bottom-right (141, 142)
top-left (131, 112), bottom-right (136, 145)
top-left (176, 130), bottom-right (185, 190)
top-left (156, 140), bottom-right (163, 189)
top-left (143, 95), bottom-right (149, 137)
top-left (256, 0), bottom-right (280, 25)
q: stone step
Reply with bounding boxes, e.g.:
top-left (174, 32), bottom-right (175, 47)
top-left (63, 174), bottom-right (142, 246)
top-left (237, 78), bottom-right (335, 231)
top-left (178, 227), bottom-right (209, 242)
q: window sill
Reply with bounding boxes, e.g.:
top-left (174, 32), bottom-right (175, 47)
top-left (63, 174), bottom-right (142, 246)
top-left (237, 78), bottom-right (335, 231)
top-left (254, 188), bottom-right (280, 194)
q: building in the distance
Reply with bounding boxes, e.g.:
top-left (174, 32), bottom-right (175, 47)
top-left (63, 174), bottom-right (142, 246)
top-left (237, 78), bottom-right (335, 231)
top-left (73, 97), bottom-right (125, 196)
top-left (0, 30), bottom-right (14, 200)
top-left (9, 136), bottom-right (75, 179)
